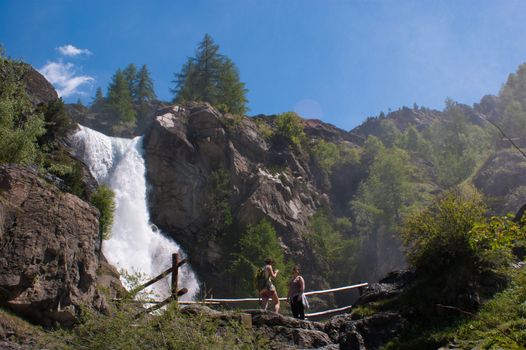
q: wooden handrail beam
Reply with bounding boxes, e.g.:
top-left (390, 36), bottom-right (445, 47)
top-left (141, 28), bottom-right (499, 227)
top-left (128, 267), bottom-right (174, 296)
top-left (305, 305), bottom-right (353, 318)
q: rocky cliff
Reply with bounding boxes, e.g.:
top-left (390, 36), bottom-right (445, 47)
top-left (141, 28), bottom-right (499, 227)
top-left (143, 103), bottom-right (334, 293)
top-left (0, 165), bottom-right (123, 327)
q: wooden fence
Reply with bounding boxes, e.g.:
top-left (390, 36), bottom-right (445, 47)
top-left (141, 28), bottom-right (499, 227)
top-left (130, 253), bottom-right (188, 315)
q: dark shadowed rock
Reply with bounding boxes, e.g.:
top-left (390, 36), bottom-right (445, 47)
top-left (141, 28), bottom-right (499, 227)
top-left (325, 312), bottom-right (403, 350)
top-left (354, 270), bottom-right (414, 307)
top-left (21, 64), bottom-right (58, 106)
top-left (0, 165), bottom-right (123, 327)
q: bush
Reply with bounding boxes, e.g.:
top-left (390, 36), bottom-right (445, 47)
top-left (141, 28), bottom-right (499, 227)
top-left (401, 185), bottom-right (524, 312)
top-left (43, 301), bottom-right (268, 350)
top-left (90, 185), bottom-right (116, 250)
top-left (274, 112), bottom-right (306, 148)
top-left (0, 57), bottom-right (46, 165)
top-left (37, 98), bottom-right (75, 145)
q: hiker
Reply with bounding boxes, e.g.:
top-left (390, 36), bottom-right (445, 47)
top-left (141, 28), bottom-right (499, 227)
top-left (259, 258), bottom-right (280, 313)
top-left (287, 265), bottom-right (306, 319)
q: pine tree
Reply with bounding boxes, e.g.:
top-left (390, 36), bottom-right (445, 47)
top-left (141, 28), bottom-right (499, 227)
top-left (107, 69), bottom-right (136, 124)
top-left (123, 63), bottom-right (138, 100)
top-left (217, 58), bottom-right (248, 115)
top-left (135, 64), bottom-right (157, 105)
top-left (172, 34), bottom-right (248, 115)
top-left (92, 87), bottom-right (104, 107)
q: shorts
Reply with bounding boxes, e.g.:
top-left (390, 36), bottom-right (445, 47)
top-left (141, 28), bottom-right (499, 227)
top-left (260, 289), bottom-right (277, 298)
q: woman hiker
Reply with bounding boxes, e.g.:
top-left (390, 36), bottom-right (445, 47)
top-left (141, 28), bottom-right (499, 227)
top-left (260, 258), bottom-right (280, 313)
top-left (287, 265), bottom-right (307, 319)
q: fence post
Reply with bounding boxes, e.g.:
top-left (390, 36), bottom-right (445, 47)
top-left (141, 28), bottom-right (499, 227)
top-left (172, 253), bottom-right (179, 302)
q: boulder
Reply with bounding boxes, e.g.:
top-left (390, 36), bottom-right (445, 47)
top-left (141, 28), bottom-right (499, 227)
top-left (325, 312), bottom-right (403, 350)
top-left (0, 165), bottom-right (123, 326)
top-left (182, 305), bottom-right (335, 349)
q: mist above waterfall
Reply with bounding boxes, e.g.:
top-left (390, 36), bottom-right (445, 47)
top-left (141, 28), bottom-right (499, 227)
top-left (71, 125), bottom-right (199, 300)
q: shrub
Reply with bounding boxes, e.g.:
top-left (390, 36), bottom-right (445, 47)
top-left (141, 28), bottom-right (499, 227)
top-left (0, 57), bottom-right (46, 165)
top-left (43, 301), bottom-right (268, 349)
top-left (274, 111), bottom-right (306, 148)
top-left (401, 185), bottom-right (524, 312)
top-left (90, 185), bottom-right (116, 251)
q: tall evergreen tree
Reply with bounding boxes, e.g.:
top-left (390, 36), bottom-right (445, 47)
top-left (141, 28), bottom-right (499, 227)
top-left (92, 87), bottom-right (104, 106)
top-left (136, 65), bottom-right (156, 102)
top-left (107, 69), bottom-right (136, 124)
top-left (123, 63), bottom-right (138, 99)
top-left (172, 34), bottom-right (248, 115)
top-left (135, 64), bottom-right (156, 117)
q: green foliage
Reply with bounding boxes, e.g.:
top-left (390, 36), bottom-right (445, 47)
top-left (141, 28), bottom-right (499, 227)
top-left (228, 220), bottom-right (289, 296)
top-left (360, 135), bottom-right (385, 165)
top-left (352, 146), bottom-right (413, 234)
top-left (0, 56), bottom-right (46, 165)
top-left (311, 140), bottom-right (360, 173)
top-left (92, 87), bottom-right (105, 107)
top-left (306, 210), bottom-right (360, 285)
top-left (450, 267), bottom-right (526, 349)
top-left (122, 63), bottom-right (138, 98)
top-left (44, 301), bottom-right (268, 350)
top-left (90, 185), bottom-right (116, 249)
top-left (377, 119), bottom-right (402, 147)
top-left (425, 100), bottom-right (489, 187)
top-left (107, 69), bottom-right (136, 124)
top-left (274, 111), bottom-right (306, 148)
top-left (499, 63), bottom-right (526, 139)
top-left (36, 98), bottom-right (75, 145)
top-left (402, 186), bottom-right (487, 276)
top-left (135, 64), bottom-right (157, 117)
top-left (208, 169), bottom-right (233, 237)
top-left (172, 34), bottom-right (248, 115)
top-left (398, 126), bottom-right (432, 156)
top-left (254, 118), bottom-right (273, 140)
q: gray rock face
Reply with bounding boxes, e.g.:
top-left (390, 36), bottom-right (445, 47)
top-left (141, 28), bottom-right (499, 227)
top-left (143, 103), bottom-right (328, 293)
top-left (0, 165), bottom-right (123, 326)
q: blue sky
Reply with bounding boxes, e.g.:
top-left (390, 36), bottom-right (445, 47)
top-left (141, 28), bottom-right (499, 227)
top-left (1, 0), bottom-right (526, 130)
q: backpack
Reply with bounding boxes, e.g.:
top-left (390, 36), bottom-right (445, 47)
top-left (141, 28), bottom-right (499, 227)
top-left (254, 267), bottom-right (267, 292)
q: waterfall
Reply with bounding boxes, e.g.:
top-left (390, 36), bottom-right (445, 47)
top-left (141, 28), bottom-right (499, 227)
top-left (70, 125), bottom-right (199, 300)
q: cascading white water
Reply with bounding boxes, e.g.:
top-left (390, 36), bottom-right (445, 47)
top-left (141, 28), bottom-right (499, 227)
top-left (71, 125), bottom-right (199, 300)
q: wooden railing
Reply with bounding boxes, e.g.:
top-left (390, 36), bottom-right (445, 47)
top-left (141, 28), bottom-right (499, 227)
top-left (124, 253), bottom-right (368, 319)
top-left (130, 253), bottom-right (188, 315)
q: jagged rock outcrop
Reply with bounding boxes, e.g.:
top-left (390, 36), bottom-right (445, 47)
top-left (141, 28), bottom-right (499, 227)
top-left (22, 64), bottom-right (58, 106)
top-left (0, 165), bottom-right (123, 327)
top-left (143, 103), bottom-right (334, 293)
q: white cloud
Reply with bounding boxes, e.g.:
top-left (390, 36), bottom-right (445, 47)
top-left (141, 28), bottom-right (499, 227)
top-left (38, 61), bottom-right (94, 97)
top-left (57, 44), bottom-right (92, 57)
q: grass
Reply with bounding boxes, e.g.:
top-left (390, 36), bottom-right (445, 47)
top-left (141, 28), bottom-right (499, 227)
top-left (0, 300), bottom-right (268, 350)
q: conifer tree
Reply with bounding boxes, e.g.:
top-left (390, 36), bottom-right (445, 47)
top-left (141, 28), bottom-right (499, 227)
top-left (172, 34), bottom-right (248, 115)
top-left (123, 63), bottom-right (138, 99)
top-left (107, 69), bottom-right (136, 124)
top-left (92, 87), bottom-right (104, 106)
top-left (135, 64), bottom-right (157, 105)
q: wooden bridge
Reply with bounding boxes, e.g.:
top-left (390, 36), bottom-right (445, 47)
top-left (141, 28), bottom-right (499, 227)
top-left (129, 253), bottom-right (368, 319)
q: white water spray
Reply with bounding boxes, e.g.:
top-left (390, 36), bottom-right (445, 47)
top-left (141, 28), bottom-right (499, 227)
top-left (71, 125), bottom-right (199, 300)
